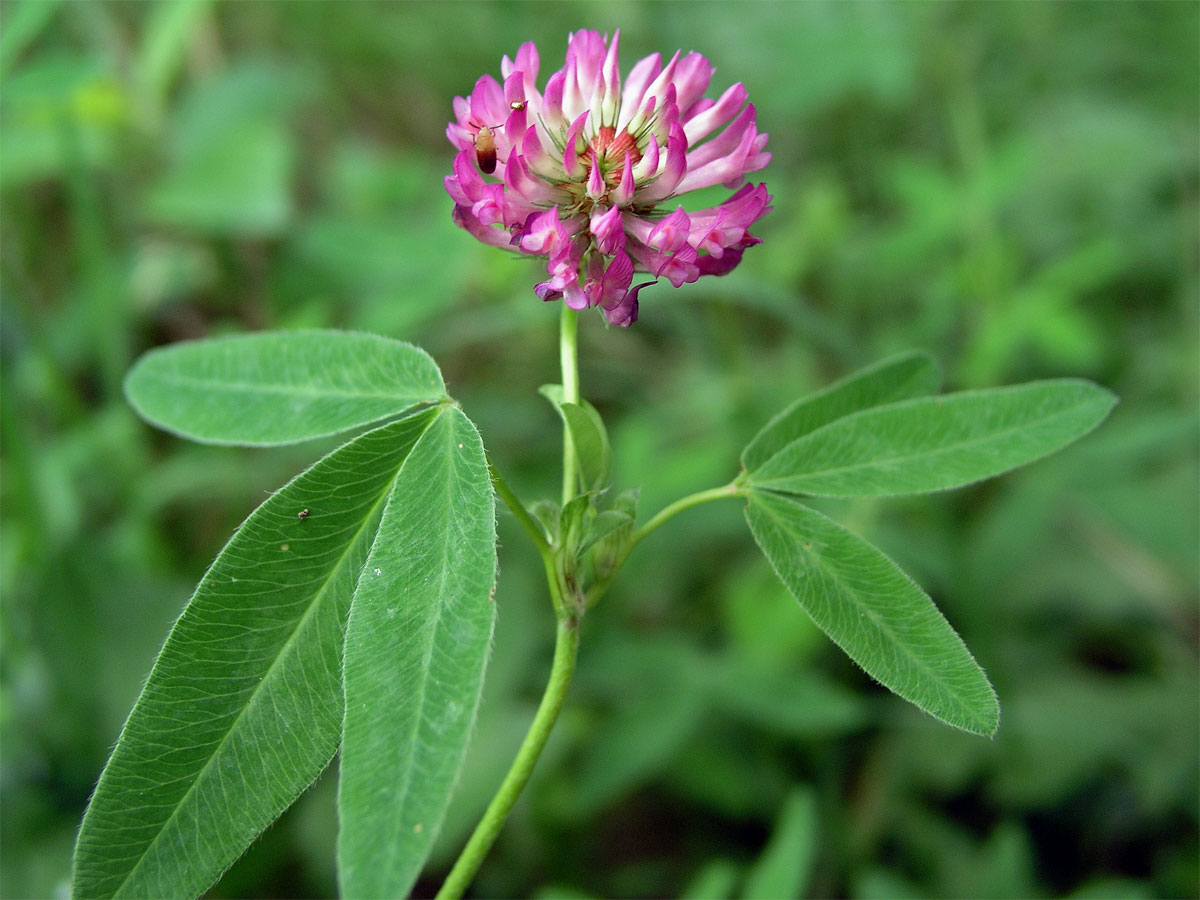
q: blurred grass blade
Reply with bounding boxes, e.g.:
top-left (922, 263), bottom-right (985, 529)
top-left (0, 0), bottom-right (61, 79)
top-left (742, 351), bottom-right (940, 471)
top-left (125, 330), bottom-right (446, 445)
top-left (71, 410), bottom-right (439, 900)
top-left (745, 490), bottom-right (999, 735)
top-left (749, 380), bottom-right (1117, 497)
top-left (682, 860), bottom-right (741, 900)
top-left (134, 0), bottom-right (212, 115)
top-left (338, 408), bottom-right (497, 899)
top-left (741, 787), bottom-right (818, 900)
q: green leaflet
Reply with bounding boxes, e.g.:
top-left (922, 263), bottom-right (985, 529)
top-left (749, 380), bottom-right (1117, 497)
top-left (124, 330), bottom-right (446, 446)
top-left (744, 490), bottom-right (999, 735)
top-left (71, 410), bottom-right (439, 899)
top-left (742, 351), bottom-right (940, 472)
top-left (337, 407), bottom-right (497, 899)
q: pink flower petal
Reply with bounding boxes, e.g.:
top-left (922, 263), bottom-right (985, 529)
top-left (683, 82), bottom-right (747, 145)
top-left (671, 52), bottom-right (715, 113)
top-left (469, 74), bottom-right (505, 128)
top-left (541, 70), bottom-right (567, 132)
top-left (505, 152), bottom-right (559, 204)
top-left (520, 208), bottom-right (568, 255)
top-left (647, 206), bottom-right (692, 254)
top-left (603, 278), bottom-right (654, 326)
top-left (590, 204), bottom-right (626, 255)
top-left (563, 110), bottom-right (590, 178)
top-left (675, 114), bottom-right (759, 194)
top-left (618, 52), bottom-right (662, 128)
top-left (632, 134), bottom-right (660, 181)
top-left (452, 204), bottom-right (514, 249)
top-left (611, 152), bottom-right (636, 207)
top-left (636, 122), bottom-right (688, 203)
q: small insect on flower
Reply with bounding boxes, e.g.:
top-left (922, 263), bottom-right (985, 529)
top-left (509, 100), bottom-right (526, 112)
top-left (297, 508), bottom-right (310, 521)
top-left (474, 125), bottom-right (498, 174)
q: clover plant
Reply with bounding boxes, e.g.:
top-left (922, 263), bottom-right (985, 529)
top-left (72, 30), bottom-right (1116, 900)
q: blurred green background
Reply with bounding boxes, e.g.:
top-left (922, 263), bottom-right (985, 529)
top-left (2, 2), bottom-right (1197, 898)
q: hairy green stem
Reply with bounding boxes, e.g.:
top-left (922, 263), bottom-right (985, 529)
top-left (435, 617), bottom-right (580, 900)
top-left (487, 456), bottom-right (550, 554)
top-left (630, 481), bottom-right (745, 549)
top-left (439, 316), bottom-right (737, 898)
top-left (559, 306), bottom-right (580, 505)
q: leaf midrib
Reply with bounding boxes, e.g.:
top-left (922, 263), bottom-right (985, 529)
top-left (752, 394), bottom-right (1095, 489)
top-left (111, 413), bottom-right (437, 898)
top-left (144, 370), bottom-right (442, 403)
top-left (752, 495), bottom-right (991, 731)
top-left (376, 413), bottom-right (458, 884)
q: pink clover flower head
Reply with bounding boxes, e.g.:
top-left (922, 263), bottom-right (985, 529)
top-left (445, 30), bottom-right (771, 326)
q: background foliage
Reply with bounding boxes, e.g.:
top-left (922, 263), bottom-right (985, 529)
top-left (2, 2), bottom-right (1196, 898)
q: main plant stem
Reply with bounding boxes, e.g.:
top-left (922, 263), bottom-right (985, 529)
top-left (435, 618), bottom-right (580, 900)
top-left (437, 308), bottom-right (586, 899)
top-left (440, 311), bottom-right (744, 897)
top-left (559, 306), bottom-right (580, 505)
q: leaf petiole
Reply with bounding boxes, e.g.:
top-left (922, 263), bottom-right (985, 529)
top-left (629, 481), bottom-right (746, 550)
top-left (487, 455), bottom-right (551, 554)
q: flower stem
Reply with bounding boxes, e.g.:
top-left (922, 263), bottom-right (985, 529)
top-left (435, 617), bottom-right (581, 900)
top-left (630, 481), bottom-right (745, 549)
top-left (559, 305), bottom-right (580, 505)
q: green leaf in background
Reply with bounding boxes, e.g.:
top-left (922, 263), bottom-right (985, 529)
top-left (744, 490), bottom-right (999, 735)
top-left (71, 410), bottom-right (439, 900)
top-left (145, 62), bottom-right (300, 236)
top-left (539, 384), bottom-right (612, 492)
top-left (337, 407), bottom-right (497, 899)
top-left (132, 0), bottom-right (212, 117)
top-left (0, 0), bottom-right (61, 80)
top-left (741, 787), bottom-right (818, 900)
top-left (741, 351), bottom-right (940, 472)
top-left (749, 380), bottom-right (1116, 497)
top-left (125, 330), bottom-right (446, 446)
